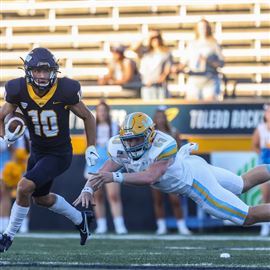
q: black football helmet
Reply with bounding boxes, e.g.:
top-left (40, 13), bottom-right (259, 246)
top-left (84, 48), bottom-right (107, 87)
top-left (24, 47), bottom-right (59, 92)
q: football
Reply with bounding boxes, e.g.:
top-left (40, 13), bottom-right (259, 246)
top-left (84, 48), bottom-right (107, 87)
top-left (4, 112), bottom-right (26, 134)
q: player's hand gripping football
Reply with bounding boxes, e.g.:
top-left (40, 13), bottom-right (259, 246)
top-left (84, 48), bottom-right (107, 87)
top-left (85, 145), bottom-right (99, 166)
top-left (3, 118), bottom-right (26, 146)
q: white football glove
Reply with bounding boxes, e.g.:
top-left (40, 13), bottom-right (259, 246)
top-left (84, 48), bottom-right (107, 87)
top-left (85, 145), bottom-right (99, 166)
top-left (178, 142), bottom-right (199, 158)
top-left (4, 117), bottom-right (26, 146)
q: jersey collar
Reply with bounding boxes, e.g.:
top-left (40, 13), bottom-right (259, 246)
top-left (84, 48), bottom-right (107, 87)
top-left (27, 80), bottom-right (58, 108)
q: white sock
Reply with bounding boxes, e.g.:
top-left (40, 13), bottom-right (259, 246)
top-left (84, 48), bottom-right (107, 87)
top-left (113, 216), bottom-right (126, 229)
top-left (260, 222), bottom-right (270, 236)
top-left (261, 222), bottom-right (270, 229)
top-left (157, 218), bottom-right (166, 229)
top-left (96, 218), bottom-right (107, 230)
top-left (177, 219), bottom-right (191, 235)
top-left (113, 216), bottom-right (127, 234)
top-left (49, 194), bottom-right (82, 225)
top-left (177, 219), bottom-right (186, 228)
top-left (0, 217), bottom-right (9, 233)
top-left (95, 218), bottom-right (107, 233)
top-left (156, 218), bottom-right (167, 234)
top-left (4, 202), bottom-right (29, 240)
top-left (19, 217), bottom-right (29, 233)
top-left (113, 216), bottom-right (124, 228)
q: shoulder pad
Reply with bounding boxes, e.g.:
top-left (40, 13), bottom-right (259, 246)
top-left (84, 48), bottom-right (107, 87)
top-left (4, 78), bottom-right (25, 105)
top-left (59, 77), bottom-right (81, 105)
top-left (152, 131), bottom-right (177, 160)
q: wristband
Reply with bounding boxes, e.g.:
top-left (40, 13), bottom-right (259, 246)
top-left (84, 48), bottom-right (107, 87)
top-left (112, 172), bottom-right (124, 183)
top-left (81, 186), bottom-right (94, 195)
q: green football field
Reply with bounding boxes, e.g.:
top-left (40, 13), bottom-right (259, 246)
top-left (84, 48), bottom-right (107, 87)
top-left (0, 233), bottom-right (269, 270)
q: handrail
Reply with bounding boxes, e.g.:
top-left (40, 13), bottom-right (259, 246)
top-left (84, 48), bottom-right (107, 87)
top-left (0, 83), bottom-right (269, 99)
top-left (1, 66), bottom-right (269, 80)
top-left (1, 0), bottom-right (269, 12)
top-left (1, 31), bottom-right (270, 45)
top-left (1, 14), bottom-right (269, 28)
top-left (1, 48), bottom-right (270, 62)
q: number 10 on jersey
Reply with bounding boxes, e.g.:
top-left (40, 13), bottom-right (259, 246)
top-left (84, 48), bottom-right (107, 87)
top-left (28, 110), bottom-right (59, 137)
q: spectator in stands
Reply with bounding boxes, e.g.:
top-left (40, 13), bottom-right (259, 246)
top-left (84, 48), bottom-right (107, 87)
top-left (252, 103), bottom-right (270, 236)
top-left (98, 45), bottom-right (141, 97)
top-left (84, 100), bottom-right (127, 234)
top-left (172, 19), bottom-right (224, 100)
top-left (151, 107), bottom-right (191, 235)
top-left (132, 30), bottom-right (172, 100)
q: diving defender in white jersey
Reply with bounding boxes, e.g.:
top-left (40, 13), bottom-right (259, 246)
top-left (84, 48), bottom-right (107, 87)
top-left (74, 112), bottom-right (270, 226)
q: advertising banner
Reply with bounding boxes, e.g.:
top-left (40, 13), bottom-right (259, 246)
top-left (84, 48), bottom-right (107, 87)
top-left (70, 102), bottom-right (265, 135)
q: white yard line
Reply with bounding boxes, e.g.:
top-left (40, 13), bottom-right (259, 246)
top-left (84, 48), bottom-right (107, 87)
top-left (165, 246), bottom-right (270, 251)
top-left (16, 233), bottom-right (270, 241)
top-left (1, 261), bottom-right (267, 269)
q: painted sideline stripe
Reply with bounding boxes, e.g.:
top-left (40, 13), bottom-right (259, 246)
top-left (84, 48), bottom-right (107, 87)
top-left (0, 261), bottom-right (267, 270)
top-left (165, 246), bottom-right (270, 251)
top-left (15, 233), bottom-right (270, 241)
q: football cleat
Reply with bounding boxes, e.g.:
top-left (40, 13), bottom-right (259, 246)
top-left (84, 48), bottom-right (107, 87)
top-left (0, 233), bottom-right (13, 253)
top-left (76, 211), bottom-right (95, 246)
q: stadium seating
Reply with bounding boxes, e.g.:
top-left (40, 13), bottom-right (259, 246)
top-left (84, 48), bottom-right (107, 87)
top-left (1, 0), bottom-right (269, 98)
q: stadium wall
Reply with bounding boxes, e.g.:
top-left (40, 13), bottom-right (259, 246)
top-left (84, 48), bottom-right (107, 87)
top-left (70, 100), bottom-right (266, 154)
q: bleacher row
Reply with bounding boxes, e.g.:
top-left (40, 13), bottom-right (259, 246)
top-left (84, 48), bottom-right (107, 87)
top-left (1, 0), bottom-right (270, 98)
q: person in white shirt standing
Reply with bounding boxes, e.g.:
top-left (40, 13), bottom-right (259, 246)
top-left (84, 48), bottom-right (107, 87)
top-left (84, 100), bottom-right (127, 234)
top-left (133, 30), bottom-right (172, 101)
top-left (151, 108), bottom-right (191, 235)
top-left (172, 19), bottom-right (224, 100)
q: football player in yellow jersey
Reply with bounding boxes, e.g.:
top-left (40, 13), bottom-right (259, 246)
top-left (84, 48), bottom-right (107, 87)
top-left (0, 148), bottom-right (28, 233)
top-left (74, 112), bottom-right (270, 227)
